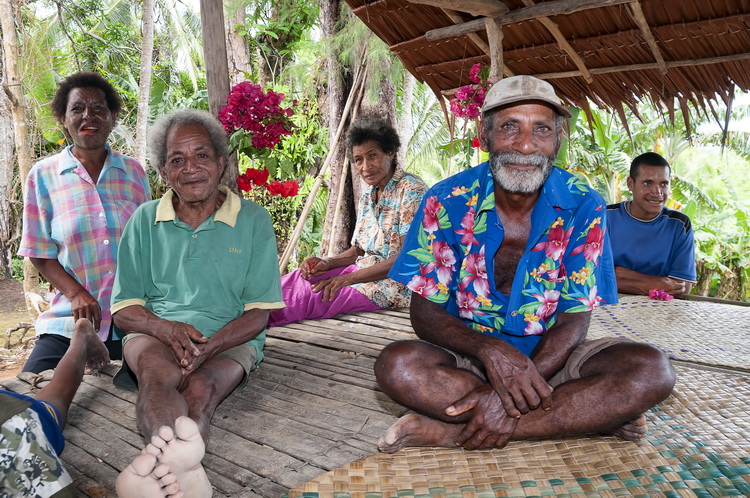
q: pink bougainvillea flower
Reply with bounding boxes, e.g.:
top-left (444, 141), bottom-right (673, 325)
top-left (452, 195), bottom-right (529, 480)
top-left (648, 288), bottom-right (674, 301)
top-left (219, 81), bottom-right (294, 149)
top-left (469, 63), bottom-right (482, 84)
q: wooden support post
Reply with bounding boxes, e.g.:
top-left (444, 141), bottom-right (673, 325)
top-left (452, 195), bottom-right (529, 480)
top-left (199, 0), bottom-right (239, 193)
top-left (485, 18), bottom-right (504, 84)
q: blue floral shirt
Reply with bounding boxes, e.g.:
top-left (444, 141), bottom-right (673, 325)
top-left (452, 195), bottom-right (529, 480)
top-left (388, 161), bottom-right (618, 357)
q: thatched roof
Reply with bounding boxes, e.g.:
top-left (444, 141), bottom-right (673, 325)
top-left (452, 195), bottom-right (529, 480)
top-left (343, 0), bottom-right (750, 130)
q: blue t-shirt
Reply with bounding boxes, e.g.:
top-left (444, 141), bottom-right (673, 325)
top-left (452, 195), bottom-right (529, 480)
top-left (606, 201), bottom-right (696, 282)
top-left (389, 162), bottom-right (618, 357)
top-left (1, 390), bottom-right (65, 454)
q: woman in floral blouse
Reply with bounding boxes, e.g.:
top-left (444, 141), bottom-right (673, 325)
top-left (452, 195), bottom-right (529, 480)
top-left (268, 117), bottom-right (428, 327)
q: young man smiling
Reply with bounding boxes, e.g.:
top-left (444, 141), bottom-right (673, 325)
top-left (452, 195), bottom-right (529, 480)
top-left (607, 152), bottom-right (696, 296)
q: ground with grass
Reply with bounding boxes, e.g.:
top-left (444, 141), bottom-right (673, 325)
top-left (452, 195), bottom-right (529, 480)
top-left (0, 276), bottom-right (35, 380)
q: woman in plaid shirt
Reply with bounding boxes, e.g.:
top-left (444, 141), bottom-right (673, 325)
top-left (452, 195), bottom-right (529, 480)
top-left (19, 72), bottom-right (151, 374)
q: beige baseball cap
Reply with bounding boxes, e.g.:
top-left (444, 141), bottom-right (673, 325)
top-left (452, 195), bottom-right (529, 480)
top-left (481, 75), bottom-right (572, 118)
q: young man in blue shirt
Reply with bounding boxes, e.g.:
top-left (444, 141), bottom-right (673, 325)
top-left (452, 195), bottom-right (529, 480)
top-left (607, 152), bottom-right (696, 295)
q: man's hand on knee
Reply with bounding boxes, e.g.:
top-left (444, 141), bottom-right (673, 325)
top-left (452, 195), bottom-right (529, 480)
top-left (446, 384), bottom-right (518, 450)
top-left (478, 345), bottom-right (553, 417)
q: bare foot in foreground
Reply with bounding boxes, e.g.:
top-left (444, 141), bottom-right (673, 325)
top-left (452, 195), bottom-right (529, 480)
top-left (73, 318), bottom-right (110, 373)
top-left (378, 413), bottom-right (463, 454)
top-left (608, 414), bottom-right (647, 441)
top-left (146, 416), bottom-right (212, 498)
top-left (116, 453), bottom-right (183, 498)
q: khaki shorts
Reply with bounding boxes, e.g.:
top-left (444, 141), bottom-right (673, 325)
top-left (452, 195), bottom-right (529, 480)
top-left (446, 337), bottom-right (631, 387)
top-left (113, 332), bottom-right (258, 391)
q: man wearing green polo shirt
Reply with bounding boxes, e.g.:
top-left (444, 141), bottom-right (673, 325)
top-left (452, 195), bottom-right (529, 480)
top-left (110, 109), bottom-right (284, 497)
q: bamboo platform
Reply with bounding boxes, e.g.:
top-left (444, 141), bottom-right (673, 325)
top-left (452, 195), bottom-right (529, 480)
top-left (1, 295), bottom-right (749, 497)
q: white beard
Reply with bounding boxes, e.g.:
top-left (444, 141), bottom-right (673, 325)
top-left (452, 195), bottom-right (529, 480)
top-left (489, 151), bottom-right (555, 193)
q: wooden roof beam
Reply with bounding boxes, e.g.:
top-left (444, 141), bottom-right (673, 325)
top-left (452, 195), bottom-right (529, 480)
top-left (425, 0), bottom-right (632, 41)
top-left (520, 0), bottom-right (593, 84)
top-left (438, 51), bottom-right (750, 96)
top-left (532, 51), bottom-right (750, 79)
top-left (408, 0), bottom-right (508, 18)
top-left (628, 1), bottom-right (667, 75)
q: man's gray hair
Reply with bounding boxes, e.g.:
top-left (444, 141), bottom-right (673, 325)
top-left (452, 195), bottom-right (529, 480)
top-left (148, 109), bottom-right (229, 170)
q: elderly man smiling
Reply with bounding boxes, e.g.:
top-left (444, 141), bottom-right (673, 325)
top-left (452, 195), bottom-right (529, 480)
top-left (111, 109), bottom-right (283, 497)
top-left (375, 76), bottom-right (676, 454)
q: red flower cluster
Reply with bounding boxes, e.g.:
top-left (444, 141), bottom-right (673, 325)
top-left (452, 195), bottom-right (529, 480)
top-left (237, 168), bottom-right (299, 198)
top-left (449, 63), bottom-right (491, 120)
top-left (266, 180), bottom-right (300, 197)
top-left (219, 81), bottom-right (294, 150)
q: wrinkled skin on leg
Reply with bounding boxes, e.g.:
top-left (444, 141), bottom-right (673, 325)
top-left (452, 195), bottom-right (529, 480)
top-left (375, 339), bottom-right (675, 453)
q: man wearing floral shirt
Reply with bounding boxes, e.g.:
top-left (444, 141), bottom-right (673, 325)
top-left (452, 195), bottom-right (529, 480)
top-left (374, 75), bottom-right (676, 453)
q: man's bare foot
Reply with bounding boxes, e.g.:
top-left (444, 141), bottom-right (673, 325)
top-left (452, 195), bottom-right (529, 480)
top-left (378, 413), bottom-right (464, 454)
top-left (71, 318), bottom-right (110, 373)
top-left (145, 416), bottom-right (212, 498)
top-left (608, 414), bottom-right (647, 441)
top-left (116, 453), bottom-right (183, 498)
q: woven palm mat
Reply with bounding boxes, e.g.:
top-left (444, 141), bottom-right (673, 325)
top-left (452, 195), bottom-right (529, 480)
top-left (287, 365), bottom-right (750, 497)
top-left (587, 295), bottom-right (750, 371)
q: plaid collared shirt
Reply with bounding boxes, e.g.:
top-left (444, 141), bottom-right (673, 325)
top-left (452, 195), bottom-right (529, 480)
top-left (18, 145), bottom-right (151, 340)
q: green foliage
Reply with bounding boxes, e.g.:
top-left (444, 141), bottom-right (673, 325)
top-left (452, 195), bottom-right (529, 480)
top-left (235, 0), bottom-right (319, 85)
top-left (11, 258), bottom-right (24, 284)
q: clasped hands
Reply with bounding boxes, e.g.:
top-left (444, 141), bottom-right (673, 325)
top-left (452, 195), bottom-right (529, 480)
top-left (444, 349), bottom-right (553, 450)
top-left (300, 256), bottom-right (353, 302)
top-left (159, 321), bottom-right (213, 382)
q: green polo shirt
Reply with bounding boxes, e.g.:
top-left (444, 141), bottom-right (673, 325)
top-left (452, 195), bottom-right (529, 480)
top-left (111, 186), bottom-right (284, 365)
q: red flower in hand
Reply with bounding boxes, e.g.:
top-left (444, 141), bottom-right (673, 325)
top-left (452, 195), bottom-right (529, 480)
top-left (648, 289), bottom-right (674, 301)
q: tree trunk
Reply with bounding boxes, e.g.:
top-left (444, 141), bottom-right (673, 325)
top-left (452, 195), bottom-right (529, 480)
top-left (397, 72), bottom-right (416, 168)
top-left (225, 4), bottom-right (251, 86)
top-left (199, 0), bottom-right (238, 194)
top-left (0, 41), bottom-right (13, 277)
top-left (135, 0), bottom-right (155, 167)
top-left (1, 0), bottom-right (41, 315)
top-left (319, 0), bottom-right (355, 256)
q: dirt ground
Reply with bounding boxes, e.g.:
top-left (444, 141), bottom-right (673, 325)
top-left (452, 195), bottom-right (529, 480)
top-left (0, 276), bottom-right (36, 380)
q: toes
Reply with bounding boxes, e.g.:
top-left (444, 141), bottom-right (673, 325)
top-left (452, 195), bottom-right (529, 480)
top-left (157, 424), bottom-right (176, 443)
top-left (174, 416), bottom-right (200, 441)
top-left (130, 453), bottom-right (158, 477)
top-left (144, 442), bottom-right (162, 456)
top-left (152, 462), bottom-right (170, 479)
